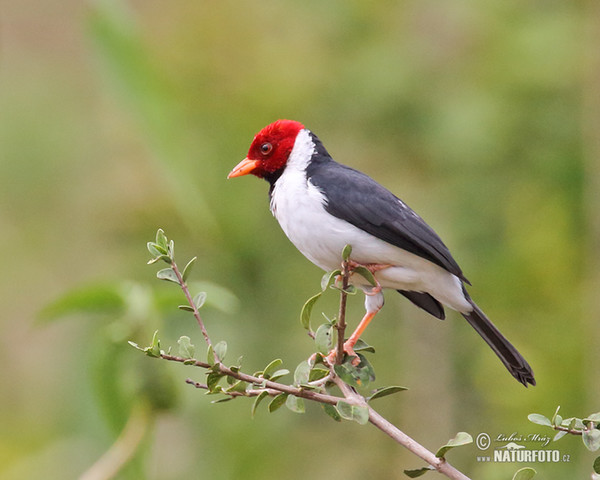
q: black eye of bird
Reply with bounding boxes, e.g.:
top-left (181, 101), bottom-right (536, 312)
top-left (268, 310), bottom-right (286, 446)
top-left (260, 143), bottom-right (273, 155)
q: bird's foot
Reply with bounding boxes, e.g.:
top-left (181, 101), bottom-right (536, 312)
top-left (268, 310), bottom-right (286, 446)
top-left (326, 341), bottom-right (360, 366)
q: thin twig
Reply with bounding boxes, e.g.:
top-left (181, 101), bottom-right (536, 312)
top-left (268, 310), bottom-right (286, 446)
top-left (161, 353), bottom-right (341, 405)
top-left (334, 258), bottom-right (350, 365)
top-left (171, 260), bottom-right (213, 349)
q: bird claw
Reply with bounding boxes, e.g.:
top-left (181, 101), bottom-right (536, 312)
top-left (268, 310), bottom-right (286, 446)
top-left (326, 342), bottom-right (360, 366)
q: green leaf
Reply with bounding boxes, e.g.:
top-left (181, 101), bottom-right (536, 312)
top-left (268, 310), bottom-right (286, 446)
top-left (512, 467), bottom-right (537, 480)
top-left (321, 269), bottom-right (341, 291)
top-left (301, 292), bottom-right (322, 330)
top-left (262, 359), bottom-right (283, 379)
top-left (178, 305), bottom-right (194, 312)
top-left (177, 336), bottom-right (195, 359)
top-left (367, 385), bottom-right (409, 402)
top-left (594, 455), bottom-right (600, 474)
top-left (193, 292), bottom-right (207, 310)
top-left (156, 229), bottom-right (168, 249)
top-left (308, 367), bottom-right (329, 382)
top-left (214, 341), bottom-right (227, 363)
top-left (182, 256), bottom-right (197, 282)
top-left (528, 414), bottom-right (553, 427)
top-left (341, 244), bottom-right (352, 261)
top-left (551, 405), bottom-right (561, 425)
top-left (206, 371), bottom-right (223, 392)
top-left (553, 430), bottom-right (568, 442)
top-left (206, 344), bottom-right (215, 366)
top-left (435, 432), bottom-right (473, 458)
top-left (269, 369), bottom-right (290, 382)
top-left (315, 323), bottom-right (334, 354)
top-left (156, 268), bottom-right (179, 284)
top-left (146, 330), bottom-right (161, 357)
top-left (352, 266), bottom-right (377, 287)
top-left (251, 391), bottom-right (269, 418)
top-left (554, 415), bottom-right (563, 427)
top-left (225, 380), bottom-right (248, 394)
top-left (268, 393), bottom-right (289, 413)
top-left (147, 242), bottom-right (167, 257)
top-left (336, 400), bottom-right (369, 425)
top-left (211, 397), bottom-right (234, 404)
top-left (285, 395), bottom-right (305, 414)
top-left (334, 354), bottom-right (376, 388)
top-left (353, 338), bottom-right (376, 354)
top-left (583, 429), bottom-right (600, 452)
top-left (403, 466), bottom-right (434, 478)
top-left (293, 360), bottom-right (311, 386)
top-left (322, 403), bottom-right (342, 422)
top-left (585, 413), bottom-right (600, 424)
top-left (128, 341), bottom-right (143, 351)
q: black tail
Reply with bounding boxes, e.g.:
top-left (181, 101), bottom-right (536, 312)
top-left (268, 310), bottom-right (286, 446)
top-left (462, 297), bottom-right (535, 387)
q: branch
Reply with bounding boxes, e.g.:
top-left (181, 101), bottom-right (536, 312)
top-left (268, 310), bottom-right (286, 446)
top-left (145, 232), bottom-right (472, 480)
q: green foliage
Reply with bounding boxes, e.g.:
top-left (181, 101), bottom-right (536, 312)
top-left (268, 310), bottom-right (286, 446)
top-left (528, 406), bottom-right (600, 452)
top-left (335, 401), bottom-right (369, 425)
top-left (435, 432), bottom-right (473, 458)
top-left (403, 466), bottom-right (434, 478)
top-left (367, 386), bottom-right (409, 403)
top-left (512, 467), bottom-right (537, 480)
top-left (528, 407), bottom-right (600, 477)
top-left (177, 336), bottom-right (195, 359)
top-left (301, 269), bottom-right (341, 331)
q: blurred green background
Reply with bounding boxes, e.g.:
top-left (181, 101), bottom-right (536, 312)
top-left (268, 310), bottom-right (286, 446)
top-left (2, 0), bottom-right (599, 478)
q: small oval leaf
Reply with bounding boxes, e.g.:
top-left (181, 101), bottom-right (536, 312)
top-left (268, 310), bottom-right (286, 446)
top-left (322, 403), bottom-right (342, 422)
top-left (436, 432), bottom-right (473, 458)
top-left (300, 292), bottom-right (322, 330)
top-left (263, 359), bottom-right (283, 379)
top-left (268, 393), bottom-right (289, 413)
top-left (528, 414), bottom-right (553, 427)
top-left (403, 467), bottom-right (435, 478)
top-left (321, 269), bottom-right (341, 291)
top-left (315, 323), bottom-right (333, 354)
top-left (285, 395), bottom-right (305, 414)
top-left (194, 292), bottom-right (207, 309)
top-left (214, 340), bottom-right (227, 363)
top-left (512, 467), bottom-right (537, 480)
top-left (293, 360), bottom-right (311, 386)
top-left (583, 429), bottom-right (600, 452)
top-left (367, 385), bottom-right (409, 402)
top-left (182, 256), bottom-right (197, 282)
top-left (156, 268), bottom-right (179, 284)
top-left (352, 266), bottom-right (377, 287)
top-left (177, 336), bottom-right (195, 359)
top-left (251, 390), bottom-right (269, 418)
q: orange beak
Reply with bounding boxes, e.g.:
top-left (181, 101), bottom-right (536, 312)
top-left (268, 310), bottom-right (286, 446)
top-left (227, 158), bottom-right (260, 178)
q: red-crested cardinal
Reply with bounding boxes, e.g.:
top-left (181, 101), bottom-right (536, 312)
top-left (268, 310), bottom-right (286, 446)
top-left (228, 120), bottom-right (535, 387)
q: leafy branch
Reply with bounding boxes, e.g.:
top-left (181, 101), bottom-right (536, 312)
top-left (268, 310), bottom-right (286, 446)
top-left (135, 229), bottom-right (474, 479)
top-left (529, 406), bottom-right (600, 478)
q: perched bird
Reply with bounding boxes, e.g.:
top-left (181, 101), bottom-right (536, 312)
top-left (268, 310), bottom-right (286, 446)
top-left (228, 120), bottom-right (535, 387)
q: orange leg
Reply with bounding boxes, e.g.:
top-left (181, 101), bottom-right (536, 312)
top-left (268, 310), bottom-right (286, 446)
top-left (327, 291), bottom-right (384, 365)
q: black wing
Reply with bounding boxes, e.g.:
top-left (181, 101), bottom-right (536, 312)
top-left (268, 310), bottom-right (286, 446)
top-left (306, 135), bottom-right (469, 283)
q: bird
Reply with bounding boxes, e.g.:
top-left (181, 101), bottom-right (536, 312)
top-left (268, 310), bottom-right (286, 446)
top-left (227, 119), bottom-right (535, 387)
